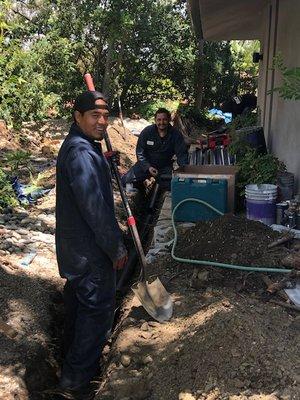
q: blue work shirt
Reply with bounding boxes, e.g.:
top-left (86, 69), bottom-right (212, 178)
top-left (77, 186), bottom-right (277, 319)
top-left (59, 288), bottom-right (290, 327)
top-left (55, 123), bottom-right (126, 281)
top-left (136, 124), bottom-right (188, 172)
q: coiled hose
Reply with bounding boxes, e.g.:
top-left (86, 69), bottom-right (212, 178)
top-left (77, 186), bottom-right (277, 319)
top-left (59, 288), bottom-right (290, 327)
top-left (171, 198), bottom-right (292, 274)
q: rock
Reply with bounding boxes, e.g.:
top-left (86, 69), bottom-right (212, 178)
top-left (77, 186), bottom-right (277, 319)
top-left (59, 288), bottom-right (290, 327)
top-left (18, 229), bottom-right (28, 236)
top-left (140, 322), bottom-right (149, 331)
top-left (178, 392), bottom-right (196, 400)
top-left (142, 355), bottom-right (153, 365)
top-left (0, 218), bottom-right (5, 224)
top-left (0, 242), bottom-right (11, 250)
top-left (20, 218), bottom-right (32, 225)
top-left (6, 224), bottom-right (18, 230)
top-left (175, 301), bottom-right (182, 306)
top-left (120, 354), bottom-right (131, 367)
top-left (0, 250), bottom-right (6, 256)
top-left (139, 331), bottom-right (153, 340)
top-left (148, 321), bottom-right (160, 328)
top-left (197, 271), bottom-right (209, 281)
top-left (222, 299), bottom-right (231, 308)
top-left (11, 231), bottom-right (22, 240)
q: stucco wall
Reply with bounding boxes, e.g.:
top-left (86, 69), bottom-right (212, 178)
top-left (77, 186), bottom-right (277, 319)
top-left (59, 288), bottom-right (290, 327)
top-left (260, 0), bottom-right (300, 192)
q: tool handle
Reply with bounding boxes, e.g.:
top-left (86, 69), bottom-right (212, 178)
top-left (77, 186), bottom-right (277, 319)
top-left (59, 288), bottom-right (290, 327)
top-left (84, 73), bottom-right (95, 91)
top-left (84, 74), bottom-right (147, 280)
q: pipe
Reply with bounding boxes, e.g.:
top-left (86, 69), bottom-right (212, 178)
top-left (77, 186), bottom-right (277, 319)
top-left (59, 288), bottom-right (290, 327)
top-left (171, 198), bottom-right (292, 274)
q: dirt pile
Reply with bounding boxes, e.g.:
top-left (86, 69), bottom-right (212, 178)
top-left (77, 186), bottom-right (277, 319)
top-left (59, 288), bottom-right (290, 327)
top-left (97, 215), bottom-right (299, 400)
top-left (176, 215), bottom-right (289, 268)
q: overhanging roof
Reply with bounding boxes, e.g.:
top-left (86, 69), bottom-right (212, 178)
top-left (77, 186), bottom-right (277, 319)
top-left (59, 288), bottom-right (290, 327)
top-left (189, 0), bottom-right (269, 41)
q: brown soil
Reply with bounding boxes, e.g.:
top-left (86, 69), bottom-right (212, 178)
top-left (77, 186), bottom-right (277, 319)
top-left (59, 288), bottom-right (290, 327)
top-left (97, 217), bottom-right (300, 400)
top-left (0, 118), bottom-right (138, 399)
top-left (176, 215), bottom-right (290, 268)
top-left (1, 118), bottom-right (299, 400)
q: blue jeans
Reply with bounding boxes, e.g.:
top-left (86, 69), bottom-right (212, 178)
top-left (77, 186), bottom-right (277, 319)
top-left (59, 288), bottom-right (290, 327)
top-left (61, 268), bottom-right (116, 389)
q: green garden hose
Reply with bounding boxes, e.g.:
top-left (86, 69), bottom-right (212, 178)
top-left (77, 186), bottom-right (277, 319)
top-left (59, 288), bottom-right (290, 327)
top-left (171, 198), bottom-right (292, 274)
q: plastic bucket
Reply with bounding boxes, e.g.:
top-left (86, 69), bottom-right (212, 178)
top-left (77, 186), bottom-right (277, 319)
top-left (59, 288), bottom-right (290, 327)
top-left (277, 172), bottom-right (294, 201)
top-left (245, 184), bottom-right (278, 225)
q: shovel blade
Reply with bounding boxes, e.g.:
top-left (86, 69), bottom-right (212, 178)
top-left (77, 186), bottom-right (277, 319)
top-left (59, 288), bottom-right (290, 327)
top-left (132, 278), bottom-right (173, 322)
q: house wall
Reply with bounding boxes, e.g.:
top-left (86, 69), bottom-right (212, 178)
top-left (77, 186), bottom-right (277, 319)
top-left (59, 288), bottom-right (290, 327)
top-left (259, 0), bottom-right (300, 192)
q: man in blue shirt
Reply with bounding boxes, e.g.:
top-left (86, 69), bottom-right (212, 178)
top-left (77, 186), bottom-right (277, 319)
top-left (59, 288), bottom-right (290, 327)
top-left (55, 91), bottom-right (127, 399)
top-left (121, 108), bottom-right (188, 188)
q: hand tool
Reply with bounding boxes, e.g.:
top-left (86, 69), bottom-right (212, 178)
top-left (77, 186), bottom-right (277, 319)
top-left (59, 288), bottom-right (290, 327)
top-left (84, 74), bottom-right (173, 322)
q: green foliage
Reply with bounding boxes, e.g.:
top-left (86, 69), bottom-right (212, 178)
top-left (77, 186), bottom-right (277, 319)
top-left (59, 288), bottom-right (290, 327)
top-left (236, 150), bottom-right (286, 196)
top-left (272, 53), bottom-right (300, 101)
top-left (202, 41), bottom-right (237, 107)
top-left (230, 40), bottom-right (260, 94)
top-left (137, 98), bottom-right (180, 121)
top-left (0, 168), bottom-right (18, 210)
top-left (0, 0), bottom-right (259, 124)
top-left (228, 112), bottom-right (258, 131)
top-left (177, 104), bottom-right (215, 129)
top-left (4, 150), bottom-right (33, 176)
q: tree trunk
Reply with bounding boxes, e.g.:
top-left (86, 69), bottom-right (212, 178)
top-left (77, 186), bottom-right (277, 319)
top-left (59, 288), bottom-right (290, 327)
top-left (194, 39), bottom-right (204, 111)
top-left (102, 37), bottom-right (115, 105)
top-left (187, 0), bottom-right (204, 111)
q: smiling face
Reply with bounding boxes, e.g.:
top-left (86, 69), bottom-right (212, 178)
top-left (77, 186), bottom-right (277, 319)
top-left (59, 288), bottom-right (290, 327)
top-left (155, 112), bottom-right (170, 136)
top-left (74, 99), bottom-right (109, 140)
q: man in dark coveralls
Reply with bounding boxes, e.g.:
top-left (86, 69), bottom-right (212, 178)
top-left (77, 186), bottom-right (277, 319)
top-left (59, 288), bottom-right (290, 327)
top-left (121, 108), bottom-right (188, 188)
top-left (55, 91), bottom-right (127, 399)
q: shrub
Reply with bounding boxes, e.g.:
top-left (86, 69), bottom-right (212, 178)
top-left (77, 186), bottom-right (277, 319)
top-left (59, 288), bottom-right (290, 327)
top-left (0, 168), bottom-right (18, 211)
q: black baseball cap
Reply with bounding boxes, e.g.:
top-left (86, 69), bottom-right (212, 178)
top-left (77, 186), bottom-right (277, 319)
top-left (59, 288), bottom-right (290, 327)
top-left (73, 91), bottom-right (108, 113)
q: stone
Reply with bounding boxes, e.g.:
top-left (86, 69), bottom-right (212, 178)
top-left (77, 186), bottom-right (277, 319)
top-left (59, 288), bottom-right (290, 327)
top-left (178, 392), bottom-right (196, 400)
top-left (120, 354), bottom-right (131, 367)
top-left (148, 321), bottom-right (160, 328)
top-left (142, 355), bottom-right (153, 365)
top-left (197, 271), bottom-right (209, 281)
top-left (11, 231), bottom-right (22, 240)
top-left (18, 229), bottom-right (28, 236)
top-left (140, 322), bottom-right (149, 331)
top-left (0, 242), bottom-right (10, 250)
top-left (139, 331), bottom-right (152, 340)
top-left (20, 218), bottom-right (32, 225)
top-left (175, 301), bottom-right (182, 306)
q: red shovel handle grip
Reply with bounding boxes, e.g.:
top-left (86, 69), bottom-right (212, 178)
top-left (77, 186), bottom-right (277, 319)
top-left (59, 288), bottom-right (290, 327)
top-left (84, 73), bottom-right (95, 91)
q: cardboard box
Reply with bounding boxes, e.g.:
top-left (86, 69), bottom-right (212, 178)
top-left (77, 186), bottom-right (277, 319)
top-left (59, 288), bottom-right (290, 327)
top-left (174, 165), bottom-right (239, 213)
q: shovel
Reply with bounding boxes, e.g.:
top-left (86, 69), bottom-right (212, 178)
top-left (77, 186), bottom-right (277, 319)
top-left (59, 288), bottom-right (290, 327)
top-left (84, 74), bottom-right (173, 322)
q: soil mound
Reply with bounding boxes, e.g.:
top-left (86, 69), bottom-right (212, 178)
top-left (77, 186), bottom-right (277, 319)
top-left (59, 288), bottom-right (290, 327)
top-left (176, 215), bottom-right (288, 268)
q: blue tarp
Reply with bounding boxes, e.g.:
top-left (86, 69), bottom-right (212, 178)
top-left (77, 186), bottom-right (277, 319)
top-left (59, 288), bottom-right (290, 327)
top-left (11, 176), bottom-right (51, 205)
top-left (208, 108), bottom-right (232, 124)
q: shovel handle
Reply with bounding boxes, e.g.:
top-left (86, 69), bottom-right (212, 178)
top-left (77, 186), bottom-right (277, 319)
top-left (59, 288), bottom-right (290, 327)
top-left (84, 73), bottom-right (95, 91)
top-left (84, 73), bottom-right (147, 281)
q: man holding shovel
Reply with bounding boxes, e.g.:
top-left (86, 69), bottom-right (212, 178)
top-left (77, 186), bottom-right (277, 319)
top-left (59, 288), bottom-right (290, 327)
top-left (55, 90), bottom-right (127, 399)
top-left (121, 107), bottom-right (188, 190)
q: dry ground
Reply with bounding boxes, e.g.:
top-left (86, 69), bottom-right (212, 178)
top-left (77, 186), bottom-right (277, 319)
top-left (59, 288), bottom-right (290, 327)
top-left (1, 119), bottom-right (299, 400)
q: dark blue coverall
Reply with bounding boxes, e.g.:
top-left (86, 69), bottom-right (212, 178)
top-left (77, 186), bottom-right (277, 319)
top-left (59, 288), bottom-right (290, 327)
top-left (55, 123), bottom-right (126, 389)
top-left (121, 123), bottom-right (188, 185)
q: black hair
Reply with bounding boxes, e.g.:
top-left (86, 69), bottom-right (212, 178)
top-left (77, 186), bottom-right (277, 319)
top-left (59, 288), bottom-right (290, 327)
top-left (154, 108), bottom-right (171, 119)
